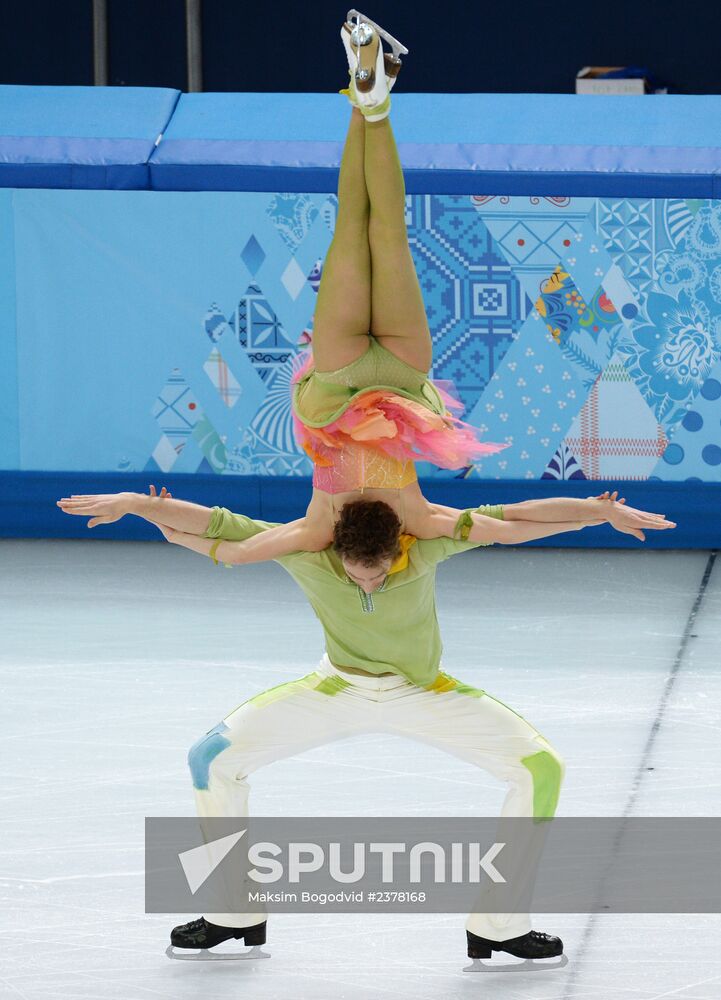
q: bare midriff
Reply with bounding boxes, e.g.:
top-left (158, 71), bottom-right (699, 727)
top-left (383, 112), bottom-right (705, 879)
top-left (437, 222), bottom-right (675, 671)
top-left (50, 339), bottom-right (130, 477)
top-left (305, 480), bottom-right (449, 538)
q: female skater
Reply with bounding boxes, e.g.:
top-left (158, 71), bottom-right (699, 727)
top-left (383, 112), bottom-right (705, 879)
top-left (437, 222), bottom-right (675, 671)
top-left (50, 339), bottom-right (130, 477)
top-left (56, 13), bottom-right (672, 551)
top-left (241, 14), bottom-right (672, 560)
top-left (204, 12), bottom-right (511, 561)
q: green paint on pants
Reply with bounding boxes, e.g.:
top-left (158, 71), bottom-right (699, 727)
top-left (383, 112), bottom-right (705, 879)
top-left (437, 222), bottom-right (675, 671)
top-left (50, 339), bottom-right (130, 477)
top-left (242, 671), bottom-right (352, 711)
top-left (521, 749), bottom-right (563, 821)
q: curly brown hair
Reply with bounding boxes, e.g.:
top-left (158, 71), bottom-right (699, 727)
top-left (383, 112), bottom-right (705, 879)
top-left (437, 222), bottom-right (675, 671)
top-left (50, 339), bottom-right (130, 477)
top-left (332, 499), bottom-right (402, 567)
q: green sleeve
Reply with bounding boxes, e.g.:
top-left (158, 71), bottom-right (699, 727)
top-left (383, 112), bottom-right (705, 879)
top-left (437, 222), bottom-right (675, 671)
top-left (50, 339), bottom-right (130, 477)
top-left (200, 506), bottom-right (324, 572)
top-left (202, 506), bottom-right (281, 541)
top-left (416, 503), bottom-right (505, 565)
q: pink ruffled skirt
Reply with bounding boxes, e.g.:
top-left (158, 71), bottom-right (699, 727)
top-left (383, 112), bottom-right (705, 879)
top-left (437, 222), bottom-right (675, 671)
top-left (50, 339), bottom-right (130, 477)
top-left (291, 354), bottom-right (509, 493)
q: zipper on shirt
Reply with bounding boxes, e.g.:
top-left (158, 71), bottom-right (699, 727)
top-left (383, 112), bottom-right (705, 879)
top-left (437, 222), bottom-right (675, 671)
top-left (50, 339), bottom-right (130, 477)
top-left (356, 578), bottom-right (387, 614)
top-left (357, 587), bottom-right (374, 613)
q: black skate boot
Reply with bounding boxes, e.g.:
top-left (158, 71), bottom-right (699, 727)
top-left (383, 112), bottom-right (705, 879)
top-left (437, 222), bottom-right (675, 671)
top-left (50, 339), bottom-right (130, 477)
top-left (166, 916), bottom-right (269, 962)
top-left (464, 929), bottom-right (567, 972)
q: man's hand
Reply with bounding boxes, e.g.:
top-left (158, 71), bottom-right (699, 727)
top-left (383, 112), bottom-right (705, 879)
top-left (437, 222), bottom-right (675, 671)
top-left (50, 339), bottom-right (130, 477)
top-left (147, 485), bottom-right (176, 541)
top-left (590, 490), bottom-right (676, 541)
top-left (142, 484), bottom-right (177, 541)
top-left (56, 485), bottom-right (172, 529)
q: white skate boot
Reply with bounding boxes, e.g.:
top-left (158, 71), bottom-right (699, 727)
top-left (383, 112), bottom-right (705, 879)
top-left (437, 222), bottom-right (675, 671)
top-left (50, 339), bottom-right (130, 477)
top-left (339, 11), bottom-right (408, 122)
top-left (339, 16), bottom-right (404, 106)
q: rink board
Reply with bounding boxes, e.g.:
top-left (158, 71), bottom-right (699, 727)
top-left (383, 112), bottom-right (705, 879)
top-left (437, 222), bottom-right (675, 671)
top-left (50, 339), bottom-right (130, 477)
top-left (1, 89), bottom-right (720, 542)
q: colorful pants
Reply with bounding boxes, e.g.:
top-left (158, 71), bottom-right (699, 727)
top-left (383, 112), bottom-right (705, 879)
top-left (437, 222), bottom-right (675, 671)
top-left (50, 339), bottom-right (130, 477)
top-left (188, 655), bottom-right (565, 942)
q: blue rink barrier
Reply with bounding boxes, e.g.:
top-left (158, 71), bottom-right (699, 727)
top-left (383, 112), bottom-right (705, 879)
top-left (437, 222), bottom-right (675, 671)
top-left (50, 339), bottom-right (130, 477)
top-left (149, 92), bottom-right (721, 198)
top-left (1, 87), bottom-right (721, 546)
top-left (3, 88), bottom-right (721, 197)
top-left (0, 85), bottom-right (180, 189)
top-left (1, 472), bottom-right (719, 549)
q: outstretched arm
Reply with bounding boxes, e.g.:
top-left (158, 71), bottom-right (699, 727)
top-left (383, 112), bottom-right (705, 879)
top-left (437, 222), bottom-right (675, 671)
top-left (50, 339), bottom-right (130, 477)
top-left (168, 517), bottom-right (326, 565)
top-left (502, 490), bottom-right (672, 527)
top-left (58, 488), bottom-right (216, 533)
top-left (58, 486), bottom-right (332, 560)
top-left (161, 492), bottom-right (332, 563)
top-left (424, 491), bottom-right (674, 543)
top-left (462, 512), bottom-right (604, 545)
top-left (503, 496), bottom-right (603, 523)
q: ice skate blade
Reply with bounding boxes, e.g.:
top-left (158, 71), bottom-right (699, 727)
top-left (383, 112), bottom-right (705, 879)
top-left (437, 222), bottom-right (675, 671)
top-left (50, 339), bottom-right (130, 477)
top-left (346, 8), bottom-right (409, 56)
top-left (463, 953), bottom-right (568, 973)
top-left (165, 943), bottom-right (270, 961)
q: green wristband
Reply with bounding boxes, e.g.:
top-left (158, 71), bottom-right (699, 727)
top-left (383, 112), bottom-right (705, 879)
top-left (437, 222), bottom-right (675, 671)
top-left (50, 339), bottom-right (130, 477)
top-left (454, 510), bottom-right (474, 541)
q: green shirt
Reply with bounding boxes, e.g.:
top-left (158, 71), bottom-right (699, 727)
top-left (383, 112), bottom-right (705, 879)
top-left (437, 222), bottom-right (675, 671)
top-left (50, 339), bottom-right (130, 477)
top-left (203, 504), bottom-right (504, 688)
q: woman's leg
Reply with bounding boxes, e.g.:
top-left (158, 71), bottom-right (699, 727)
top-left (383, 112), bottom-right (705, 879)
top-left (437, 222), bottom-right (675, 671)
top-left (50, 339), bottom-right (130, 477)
top-left (365, 116), bottom-right (433, 372)
top-left (312, 108), bottom-right (373, 372)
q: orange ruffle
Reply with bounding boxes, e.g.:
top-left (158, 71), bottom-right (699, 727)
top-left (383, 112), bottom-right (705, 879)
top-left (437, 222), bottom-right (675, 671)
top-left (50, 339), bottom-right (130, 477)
top-left (292, 389), bottom-right (508, 492)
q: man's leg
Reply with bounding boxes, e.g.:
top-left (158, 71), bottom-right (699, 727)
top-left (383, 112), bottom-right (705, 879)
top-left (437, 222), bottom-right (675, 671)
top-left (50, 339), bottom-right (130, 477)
top-left (381, 671), bottom-right (565, 941)
top-left (186, 661), bottom-right (377, 928)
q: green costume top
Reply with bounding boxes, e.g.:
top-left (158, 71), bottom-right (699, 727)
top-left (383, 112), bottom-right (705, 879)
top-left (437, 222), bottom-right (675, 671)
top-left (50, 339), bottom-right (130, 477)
top-left (292, 335), bottom-right (446, 428)
top-left (203, 503), bottom-right (505, 687)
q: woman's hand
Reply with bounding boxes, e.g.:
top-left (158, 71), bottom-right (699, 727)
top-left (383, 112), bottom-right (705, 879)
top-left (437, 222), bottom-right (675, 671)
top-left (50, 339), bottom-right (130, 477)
top-left (591, 489), bottom-right (667, 520)
top-left (56, 484), bottom-right (172, 529)
top-left (590, 490), bottom-right (676, 541)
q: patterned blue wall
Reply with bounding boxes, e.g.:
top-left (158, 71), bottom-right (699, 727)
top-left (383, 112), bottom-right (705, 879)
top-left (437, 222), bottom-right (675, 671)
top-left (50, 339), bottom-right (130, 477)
top-left (1, 188), bottom-right (720, 483)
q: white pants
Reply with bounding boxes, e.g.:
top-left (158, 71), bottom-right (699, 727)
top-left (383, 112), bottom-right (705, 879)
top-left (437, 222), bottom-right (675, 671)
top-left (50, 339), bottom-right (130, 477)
top-left (188, 654), bottom-right (565, 942)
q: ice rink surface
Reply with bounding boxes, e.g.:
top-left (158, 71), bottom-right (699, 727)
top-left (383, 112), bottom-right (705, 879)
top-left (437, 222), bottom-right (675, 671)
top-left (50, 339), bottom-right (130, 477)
top-left (1, 536), bottom-right (719, 1000)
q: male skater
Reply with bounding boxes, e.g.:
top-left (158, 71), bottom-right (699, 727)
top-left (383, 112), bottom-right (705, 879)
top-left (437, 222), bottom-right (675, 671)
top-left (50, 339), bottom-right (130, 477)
top-left (59, 487), bottom-right (674, 962)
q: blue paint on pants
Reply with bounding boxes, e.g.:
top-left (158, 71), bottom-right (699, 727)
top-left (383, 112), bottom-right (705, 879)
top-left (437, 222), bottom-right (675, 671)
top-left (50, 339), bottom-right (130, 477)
top-left (188, 722), bottom-right (231, 790)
